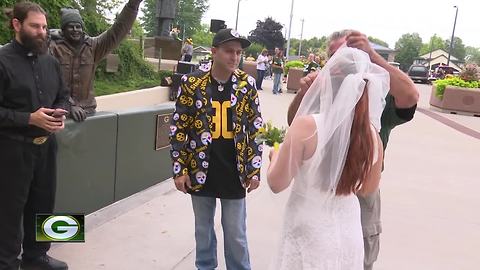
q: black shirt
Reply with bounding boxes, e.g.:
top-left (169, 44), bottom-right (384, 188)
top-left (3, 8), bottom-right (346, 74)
top-left (0, 39), bottom-right (69, 138)
top-left (194, 77), bottom-right (245, 199)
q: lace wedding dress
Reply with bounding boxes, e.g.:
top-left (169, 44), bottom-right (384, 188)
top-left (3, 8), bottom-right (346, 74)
top-left (268, 46), bottom-right (389, 270)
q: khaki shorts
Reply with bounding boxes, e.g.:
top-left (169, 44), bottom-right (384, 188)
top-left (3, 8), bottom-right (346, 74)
top-left (358, 189), bottom-right (382, 237)
top-left (358, 189), bottom-right (382, 269)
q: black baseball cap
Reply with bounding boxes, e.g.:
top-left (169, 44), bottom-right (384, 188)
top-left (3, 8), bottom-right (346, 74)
top-left (212, 28), bottom-right (251, 49)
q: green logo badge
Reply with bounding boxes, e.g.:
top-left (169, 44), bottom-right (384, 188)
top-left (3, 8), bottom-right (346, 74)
top-left (36, 214), bottom-right (85, 242)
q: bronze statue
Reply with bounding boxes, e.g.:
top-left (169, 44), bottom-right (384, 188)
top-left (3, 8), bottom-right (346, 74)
top-left (49, 0), bottom-right (143, 121)
top-left (156, 0), bottom-right (177, 37)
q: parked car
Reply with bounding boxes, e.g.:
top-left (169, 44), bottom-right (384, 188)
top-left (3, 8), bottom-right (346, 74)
top-left (407, 65), bottom-right (429, 84)
top-left (388, 62), bottom-right (401, 69)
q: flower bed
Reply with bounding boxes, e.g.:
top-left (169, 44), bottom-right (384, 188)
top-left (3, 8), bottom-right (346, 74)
top-left (430, 65), bottom-right (480, 115)
top-left (433, 77), bottom-right (480, 99)
top-left (430, 84), bottom-right (480, 115)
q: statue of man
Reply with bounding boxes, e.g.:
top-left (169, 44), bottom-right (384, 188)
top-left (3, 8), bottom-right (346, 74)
top-left (49, 0), bottom-right (143, 122)
top-left (156, 0), bottom-right (177, 37)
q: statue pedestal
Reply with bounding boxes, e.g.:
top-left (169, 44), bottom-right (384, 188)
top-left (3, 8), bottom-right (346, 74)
top-left (144, 36), bottom-right (182, 60)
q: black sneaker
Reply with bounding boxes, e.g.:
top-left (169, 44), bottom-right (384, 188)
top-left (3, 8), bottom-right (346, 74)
top-left (20, 255), bottom-right (68, 270)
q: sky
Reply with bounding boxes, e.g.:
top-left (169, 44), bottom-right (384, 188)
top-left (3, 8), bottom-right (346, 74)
top-left (200, 0), bottom-right (479, 49)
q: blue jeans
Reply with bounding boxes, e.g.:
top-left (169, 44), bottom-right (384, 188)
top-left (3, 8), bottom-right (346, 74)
top-left (191, 195), bottom-right (251, 270)
top-left (273, 72), bottom-right (282, 93)
top-left (256, 69), bottom-right (265, 89)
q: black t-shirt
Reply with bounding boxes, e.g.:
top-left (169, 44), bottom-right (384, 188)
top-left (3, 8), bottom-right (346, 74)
top-left (193, 77), bottom-right (245, 199)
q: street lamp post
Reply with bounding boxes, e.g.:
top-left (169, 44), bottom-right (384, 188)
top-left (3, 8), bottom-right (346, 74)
top-left (286, 0), bottom-right (295, 60)
top-left (447, 5), bottom-right (458, 66)
top-left (235, 0), bottom-right (241, 30)
top-left (428, 37), bottom-right (433, 71)
top-left (298, 18), bottom-right (304, 56)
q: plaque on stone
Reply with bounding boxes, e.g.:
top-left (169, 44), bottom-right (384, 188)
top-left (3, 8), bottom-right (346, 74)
top-left (155, 113), bottom-right (171, 150)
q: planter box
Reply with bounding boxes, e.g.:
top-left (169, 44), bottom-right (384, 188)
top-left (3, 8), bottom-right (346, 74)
top-left (430, 85), bottom-right (480, 115)
top-left (287, 67), bottom-right (304, 93)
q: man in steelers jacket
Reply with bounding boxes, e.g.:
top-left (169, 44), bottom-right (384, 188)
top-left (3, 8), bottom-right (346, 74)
top-left (169, 28), bottom-right (262, 269)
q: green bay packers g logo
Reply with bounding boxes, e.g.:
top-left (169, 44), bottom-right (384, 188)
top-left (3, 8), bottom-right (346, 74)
top-left (36, 214), bottom-right (85, 242)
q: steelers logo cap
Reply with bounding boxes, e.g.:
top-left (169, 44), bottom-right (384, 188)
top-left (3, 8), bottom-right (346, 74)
top-left (212, 28), bottom-right (251, 49)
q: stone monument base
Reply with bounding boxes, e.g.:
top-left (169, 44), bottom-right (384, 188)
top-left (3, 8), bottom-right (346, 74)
top-left (144, 36), bottom-right (182, 60)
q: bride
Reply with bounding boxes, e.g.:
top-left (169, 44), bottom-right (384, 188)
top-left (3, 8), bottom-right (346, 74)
top-left (267, 46), bottom-right (389, 269)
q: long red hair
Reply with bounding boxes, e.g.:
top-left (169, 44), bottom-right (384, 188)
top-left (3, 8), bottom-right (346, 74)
top-left (336, 86), bottom-right (374, 196)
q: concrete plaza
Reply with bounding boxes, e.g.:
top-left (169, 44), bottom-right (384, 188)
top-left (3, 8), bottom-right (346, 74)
top-left (49, 80), bottom-right (480, 269)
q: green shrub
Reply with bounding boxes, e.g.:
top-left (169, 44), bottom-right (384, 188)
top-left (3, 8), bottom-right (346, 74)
top-left (244, 42), bottom-right (263, 60)
top-left (434, 76), bottom-right (480, 99)
top-left (284, 60), bottom-right (305, 74)
top-left (94, 40), bottom-right (172, 96)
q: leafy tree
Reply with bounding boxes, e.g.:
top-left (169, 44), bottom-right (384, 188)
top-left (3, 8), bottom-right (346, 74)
top-left (130, 20), bottom-right (144, 38)
top-left (368, 36), bottom-right (389, 48)
top-left (78, 0), bottom-right (110, 36)
top-left (142, 0), bottom-right (208, 38)
top-left (141, 0), bottom-right (156, 36)
top-left (0, 0), bottom-right (16, 44)
top-left (288, 36), bottom-right (327, 57)
top-left (248, 17), bottom-right (285, 50)
top-left (444, 36), bottom-right (466, 61)
top-left (465, 46), bottom-right (480, 65)
top-left (174, 0), bottom-right (208, 40)
top-left (419, 34), bottom-right (445, 55)
top-left (394, 33), bottom-right (423, 71)
top-left (0, 0), bottom-right (78, 44)
top-left (303, 36), bottom-right (327, 55)
top-left (244, 42), bottom-right (263, 59)
top-left (191, 23), bottom-right (213, 47)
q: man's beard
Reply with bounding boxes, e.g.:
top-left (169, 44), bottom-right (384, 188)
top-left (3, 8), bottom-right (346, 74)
top-left (19, 28), bottom-right (48, 55)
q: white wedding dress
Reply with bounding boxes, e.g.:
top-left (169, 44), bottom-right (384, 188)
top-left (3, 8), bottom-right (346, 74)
top-left (268, 47), bottom-right (389, 270)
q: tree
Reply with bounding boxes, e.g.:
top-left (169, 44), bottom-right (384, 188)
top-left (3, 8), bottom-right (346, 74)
top-left (142, 0), bottom-right (208, 38)
top-left (130, 20), bottom-right (144, 38)
top-left (0, 0), bottom-right (16, 44)
top-left (0, 0), bottom-right (78, 44)
top-left (248, 17), bottom-right (285, 50)
top-left (465, 46), bottom-right (480, 65)
top-left (303, 36), bottom-right (327, 55)
top-left (244, 42), bottom-right (263, 59)
top-left (394, 33), bottom-right (423, 71)
top-left (419, 34), bottom-right (445, 55)
top-left (78, 0), bottom-right (111, 36)
top-left (368, 36), bottom-right (389, 48)
top-left (141, 0), bottom-right (156, 36)
top-left (174, 0), bottom-right (208, 40)
top-left (191, 24), bottom-right (214, 47)
top-left (445, 36), bottom-right (466, 62)
top-left (0, 0), bottom-right (129, 43)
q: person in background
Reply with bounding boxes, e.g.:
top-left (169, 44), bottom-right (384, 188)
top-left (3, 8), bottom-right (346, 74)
top-left (303, 53), bottom-right (319, 76)
top-left (271, 47), bottom-right (285, 94)
top-left (181, 38), bottom-right (194, 62)
top-left (255, 48), bottom-right (268, 90)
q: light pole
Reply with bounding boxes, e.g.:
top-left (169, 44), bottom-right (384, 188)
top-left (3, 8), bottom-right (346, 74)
top-left (286, 0), bottom-right (294, 59)
top-left (447, 5), bottom-right (458, 66)
top-left (235, 0), bottom-right (241, 30)
top-left (298, 18), bottom-right (304, 56)
top-left (428, 37), bottom-right (433, 71)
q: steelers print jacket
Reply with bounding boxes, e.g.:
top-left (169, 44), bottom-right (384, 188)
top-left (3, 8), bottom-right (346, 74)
top-left (169, 68), bottom-right (263, 191)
